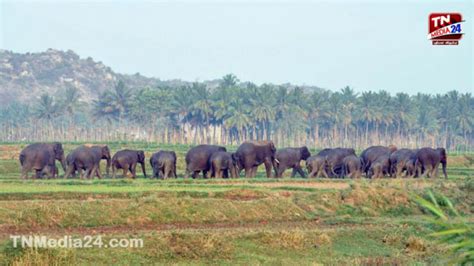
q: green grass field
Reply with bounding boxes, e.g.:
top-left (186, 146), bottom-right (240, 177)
top-left (0, 143), bottom-right (472, 265)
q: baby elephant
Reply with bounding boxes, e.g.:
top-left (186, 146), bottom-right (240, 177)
top-left (41, 164), bottom-right (58, 179)
top-left (209, 152), bottom-right (238, 178)
top-left (150, 151), bottom-right (177, 179)
top-left (369, 155), bottom-right (390, 179)
top-left (274, 146), bottom-right (311, 178)
top-left (112, 150), bottom-right (147, 179)
top-left (306, 155), bottom-right (328, 178)
top-left (342, 155), bottom-right (362, 179)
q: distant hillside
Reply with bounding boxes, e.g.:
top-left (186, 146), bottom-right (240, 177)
top-left (0, 49), bottom-right (323, 105)
top-left (0, 49), bottom-right (168, 104)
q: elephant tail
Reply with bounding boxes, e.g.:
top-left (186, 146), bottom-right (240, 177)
top-left (19, 153), bottom-right (25, 166)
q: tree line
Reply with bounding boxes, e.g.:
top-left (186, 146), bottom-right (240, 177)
top-left (0, 74), bottom-right (472, 152)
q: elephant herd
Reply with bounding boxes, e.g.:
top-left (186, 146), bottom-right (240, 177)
top-left (18, 141), bottom-right (448, 180)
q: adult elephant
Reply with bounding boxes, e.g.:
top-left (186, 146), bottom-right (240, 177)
top-left (389, 149), bottom-right (417, 177)
top-left (185, 145), bottom-right (226, 178)
top-left (415, 147), bottom-right (447, 178)
top-left (306, 155), bottom-right (328, 178)
top-left (150, 150), bottom-right (177, 179)
top-left (19, 142), bottom-right (66, 179)
top-left (209, 151), bottom-right (238, 178)
top-left (112, 150), bottom-right (147, 179)
top-left (274, 146), bottom-right (311, 178)
top-left (317, 148), bottom-right (356, 178)
top-left (64, 145), bottom-right (111, 179)
top-left (235, 141), bottom-right (277, 178)
top-left (360, 145), bottom-right (397, 177)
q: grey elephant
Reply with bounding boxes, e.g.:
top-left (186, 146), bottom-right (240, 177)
top-left (274, 146), bottom-right (311, 178)
top-left (235, 141), bottom-right (277, 178)
top-left (317, 148), bottom-right (356, 178)
top-left (209, 151), bottom-right (238, 178)
top-left (415, 147), bottom-right (447, 178)
top-left (150, 151), bottom-right (177, 179)
top-left (64, 145), bottom-right (111, 179)
top-left (111, 149), bottom-right (147, 179)
top-left (368, 155), bottom-right (390, 179)
top-left (306, 155), bottom-right (328, 178)
top-left (185, 145), bottom-right (227, 178)
top-left (19, 142), bottom-right (66, 179)
top-left (342, 155), bottom-right (363, 179)
top-left (360, 145), bottom-right (397, 177)
top-left (40, 163), bottom-right (58, 179)
top-left (389, 149), bottom-right (417, 177)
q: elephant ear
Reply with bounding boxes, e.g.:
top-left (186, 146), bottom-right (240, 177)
top-left (269, 141), bottom-right (276, 153)
top-left (53, 143), bottom-right (63, 155)
top-left (172, 151), bottom-right (177, 161)
top-left (438, 148), bottom-right (447, 160)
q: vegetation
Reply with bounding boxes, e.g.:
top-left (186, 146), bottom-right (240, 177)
top-left (0, 75), bottom-right (472, 151)
top-left (0, 143), bottom-right (472, 264)
top-left (415, 191), bottom-right (474, 264)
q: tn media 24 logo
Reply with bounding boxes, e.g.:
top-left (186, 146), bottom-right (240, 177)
top-left (428, 13), bottom-right (464, 45)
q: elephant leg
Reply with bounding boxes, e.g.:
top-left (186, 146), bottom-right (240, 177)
top-left (34, 169), bottom-right (41, 179)
top-left (321, 166), bottom-right (329, 178)
top-left (250, 166), bottom-right (258, 177)
top-left (308, 168), bottom-right (316, 178)
top-left (112, 164), bottom-right (117, 179)
top-left (420, 165), bottom-right (430, 178)
top-left (94, 164), bottom-right (103, 179)
top-left (396, 164), bottom-right (403, 178)
top-left (264, 160), bottom-right (273, 178)
top-left (295, 165), bottom-right (305, 178)
top-left (121, 164), bottom-right (128, 178)
top-left (244, 167), bottom-right (252, 178)
top-left (277, 166), bottom-right (286, 178)
top-left (21, 164), bottom-right (32, 179)
top-left (131, 163), bottom-right (137, 179)
top-left (433, 163), bottom-right (440, 178)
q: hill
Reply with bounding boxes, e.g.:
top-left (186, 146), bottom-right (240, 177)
top-left (0, 49), bottom-right (325, 105)
top-left (0, 49), bottom-right (170, 104)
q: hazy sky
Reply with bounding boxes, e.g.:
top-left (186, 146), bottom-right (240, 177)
top-left (1, 0), bottom-right (472, 94)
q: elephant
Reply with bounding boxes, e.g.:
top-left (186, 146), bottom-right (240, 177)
top-left (209, 151), bottom-right (238, 178)
top-left (235, 141), bottom-right (277, 178)
top-left (389, 149), bottom-right (417, 177)
top-left (64, 145), bottom-right (111, 179)
top-left (405, 158), bottom-right (419, 178)
top-left (111, 150), bottom-right (147, 179)
top-left (274, 146), bottom-right (311, 178)
top-left (317, 148), bottom-right (356, 178)
top-left (40, 163), bottom-right (58, 179)
top-left (415, 147), bottom-right (447, 178)
top-left (306, 155), bottom-right (329, 178)
top-left (19, 142), bottom-right (66, 179)
top-left (150, 151), bottom-right (177, 179)
top-left (360, 145), bottom-right (397, 176)
top-left (185, 145), bottom-right (227, 178)
top-left (368, 155), bottom-right (390, 179)
top-left (342, 155), bottom-right (363, 179)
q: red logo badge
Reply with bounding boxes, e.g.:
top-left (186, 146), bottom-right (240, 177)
top-left (428, 13), bottom-right (464, 45)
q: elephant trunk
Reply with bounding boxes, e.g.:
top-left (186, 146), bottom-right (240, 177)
top-left (141, 162), bottom-right (147, 178)
top-left (442, 161), bottom-right (447, 179)
top-left (272, 157), bottom-right (279, 177)
top-left (59, 155), bottom-right (67, 172)
top-left (105, 157), bottom-right (111, 176)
